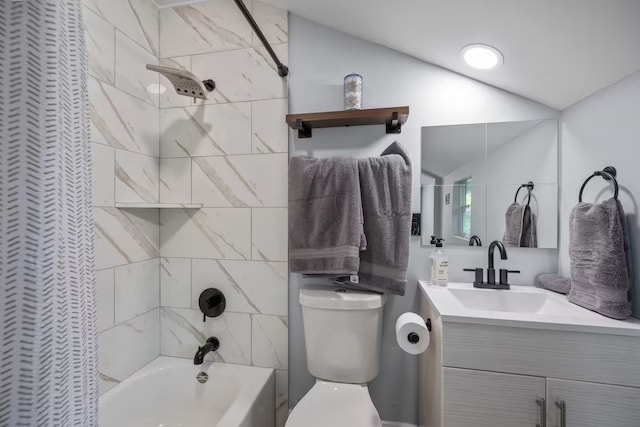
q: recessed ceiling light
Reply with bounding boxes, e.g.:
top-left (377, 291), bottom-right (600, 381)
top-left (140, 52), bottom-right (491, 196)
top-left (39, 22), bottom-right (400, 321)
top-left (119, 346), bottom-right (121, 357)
top-left (461, 44), bottom-right (503, 70)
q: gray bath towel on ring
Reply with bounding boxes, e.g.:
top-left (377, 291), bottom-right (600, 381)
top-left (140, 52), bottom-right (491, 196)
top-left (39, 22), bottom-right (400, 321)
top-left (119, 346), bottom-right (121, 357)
top-left (567, 198), bottom-right (632, 319)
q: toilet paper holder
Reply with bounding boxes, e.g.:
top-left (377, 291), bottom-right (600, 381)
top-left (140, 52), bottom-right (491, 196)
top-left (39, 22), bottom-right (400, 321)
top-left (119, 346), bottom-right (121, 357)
top-left (407, 318), bottom-right (431, 344)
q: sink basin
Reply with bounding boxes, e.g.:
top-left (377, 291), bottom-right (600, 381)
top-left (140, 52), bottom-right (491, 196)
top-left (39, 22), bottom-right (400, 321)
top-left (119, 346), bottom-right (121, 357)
top-left (449, 288), bottom-right (548, 314)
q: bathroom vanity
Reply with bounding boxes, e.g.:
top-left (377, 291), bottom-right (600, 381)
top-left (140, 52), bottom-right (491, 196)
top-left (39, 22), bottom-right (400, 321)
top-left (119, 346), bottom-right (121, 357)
top-left (418, 281), bottom-right (640, 427)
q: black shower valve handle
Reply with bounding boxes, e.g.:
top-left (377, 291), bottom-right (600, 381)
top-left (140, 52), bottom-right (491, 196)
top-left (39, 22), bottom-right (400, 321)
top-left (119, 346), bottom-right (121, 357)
top-left (199, 288), bottom-right (226, 323)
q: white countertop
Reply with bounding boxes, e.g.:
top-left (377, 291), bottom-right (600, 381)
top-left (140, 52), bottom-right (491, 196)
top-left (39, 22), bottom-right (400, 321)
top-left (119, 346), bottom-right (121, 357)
top-left (419, 281), bottom-right (640, 337)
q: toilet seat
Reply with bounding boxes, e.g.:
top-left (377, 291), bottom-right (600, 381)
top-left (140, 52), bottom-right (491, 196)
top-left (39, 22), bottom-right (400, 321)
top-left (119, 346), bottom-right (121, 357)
top-left (285, 380), bottom-right (382, 427)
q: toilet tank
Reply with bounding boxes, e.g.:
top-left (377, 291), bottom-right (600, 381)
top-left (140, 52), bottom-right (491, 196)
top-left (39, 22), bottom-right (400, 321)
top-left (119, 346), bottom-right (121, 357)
top-left (299, 287), bottom-right (386, 384)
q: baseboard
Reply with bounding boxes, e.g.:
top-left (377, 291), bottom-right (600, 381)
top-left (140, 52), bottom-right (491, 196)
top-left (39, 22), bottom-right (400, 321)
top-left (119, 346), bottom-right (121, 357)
top-left (382, 422), bottom-right (417, 427)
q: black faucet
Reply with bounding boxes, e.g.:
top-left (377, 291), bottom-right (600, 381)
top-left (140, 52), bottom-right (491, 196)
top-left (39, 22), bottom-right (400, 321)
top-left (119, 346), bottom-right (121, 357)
top-left (469, 235), bottom-right (482, 246)
top-left (194, 337), bottom-right (220, 365)
top-left (488, 240), bottom-right (507, 285)
top-left (463, 240), bottom-right (519, 290)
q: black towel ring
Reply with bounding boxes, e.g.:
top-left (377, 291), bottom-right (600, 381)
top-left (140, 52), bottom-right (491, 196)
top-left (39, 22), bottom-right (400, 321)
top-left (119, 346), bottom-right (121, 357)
top-left (578, 166), bottom-right (618, 202)
top-left (514, 181), bottom-right (534, 207)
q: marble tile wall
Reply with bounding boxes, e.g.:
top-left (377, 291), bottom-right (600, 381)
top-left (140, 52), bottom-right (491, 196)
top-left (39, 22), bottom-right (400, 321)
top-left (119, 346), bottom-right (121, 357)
top-left (84, 1), bottom-right (290, 421)
top-left (158, 1), bottom-right (289, 425)
top-left (83, 0), bottom-right (161, 395)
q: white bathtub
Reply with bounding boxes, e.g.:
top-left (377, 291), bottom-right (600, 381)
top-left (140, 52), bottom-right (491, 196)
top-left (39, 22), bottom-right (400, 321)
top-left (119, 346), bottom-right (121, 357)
top-left (99, 357), bottom-right (274, 427)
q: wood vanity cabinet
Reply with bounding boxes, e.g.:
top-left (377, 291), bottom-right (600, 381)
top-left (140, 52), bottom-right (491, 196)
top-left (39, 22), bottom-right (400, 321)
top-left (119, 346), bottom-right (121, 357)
top-left (546, 379), bottom-right (640, 427)
top-left (443, 368), bottom-right (545, 426)
top-left (419, 294), bottom-right (640, 427)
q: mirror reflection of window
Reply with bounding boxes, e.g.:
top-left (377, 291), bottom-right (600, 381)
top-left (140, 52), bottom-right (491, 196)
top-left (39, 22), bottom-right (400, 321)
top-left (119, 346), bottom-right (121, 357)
top-left (453, 178), bottom-right (472, 239)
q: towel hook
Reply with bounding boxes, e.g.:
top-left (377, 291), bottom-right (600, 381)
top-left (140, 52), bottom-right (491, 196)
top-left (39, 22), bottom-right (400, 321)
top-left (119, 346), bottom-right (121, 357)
top-left (514, 181), bottom-right (534, 207)
top-left (578, 166), bottom-right (618, 202)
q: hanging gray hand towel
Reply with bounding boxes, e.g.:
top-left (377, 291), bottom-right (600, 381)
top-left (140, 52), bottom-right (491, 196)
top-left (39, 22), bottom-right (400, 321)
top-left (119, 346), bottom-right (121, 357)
top-left (503, 203), bottom-right (537, 248)
top-left (567, 198), bottom-right (632, 319)
top-left (289, 156), bottom-right (366, 275)
top-left (520, 204), bottom-right (538, 248)
top-left (503, 202), bottom-right (524, 247)
top-left (357, 142), bottom-right (412, 295)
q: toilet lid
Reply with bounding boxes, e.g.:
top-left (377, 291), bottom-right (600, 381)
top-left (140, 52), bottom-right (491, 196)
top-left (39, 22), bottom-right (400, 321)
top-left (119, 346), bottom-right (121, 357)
top-left (285, 381), bottom-right (382, 427)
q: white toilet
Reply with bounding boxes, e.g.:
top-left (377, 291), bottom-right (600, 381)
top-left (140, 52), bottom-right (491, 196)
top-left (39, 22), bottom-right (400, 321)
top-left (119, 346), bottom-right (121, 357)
top-left (285, 286), bottom-right (386, 427)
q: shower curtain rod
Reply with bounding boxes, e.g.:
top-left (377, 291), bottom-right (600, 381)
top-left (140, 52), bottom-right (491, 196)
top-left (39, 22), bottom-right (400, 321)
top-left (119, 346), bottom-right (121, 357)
top-left (233, 0), bottom-right (289, 77)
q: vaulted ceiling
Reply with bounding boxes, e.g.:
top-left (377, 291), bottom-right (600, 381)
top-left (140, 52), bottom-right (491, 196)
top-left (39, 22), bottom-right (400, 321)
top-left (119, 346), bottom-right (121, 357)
top-left (263, 0), bottom-right (640, 109)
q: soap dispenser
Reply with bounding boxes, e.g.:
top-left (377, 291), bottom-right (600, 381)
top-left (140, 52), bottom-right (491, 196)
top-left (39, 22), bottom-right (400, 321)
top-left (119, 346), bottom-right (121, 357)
top-left (430, 238), bottom-right (449, 287)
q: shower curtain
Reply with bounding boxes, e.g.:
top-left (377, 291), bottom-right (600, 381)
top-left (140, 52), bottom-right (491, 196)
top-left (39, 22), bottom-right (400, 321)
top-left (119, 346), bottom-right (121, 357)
top-left (0, 1), bottom-right (98, 426)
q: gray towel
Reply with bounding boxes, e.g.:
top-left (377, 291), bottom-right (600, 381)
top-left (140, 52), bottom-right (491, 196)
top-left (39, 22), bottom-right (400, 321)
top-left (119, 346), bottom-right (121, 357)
top-left (356, 142), bottom-right (412, 296)
top-left (503, 203), bottom-right (537, 248)
top-left (536, 273), bottom-right (571, 295)
top-left (289, 156), bottom-right (366, 275)
top-left (567, 198), bottom-right (632, 319)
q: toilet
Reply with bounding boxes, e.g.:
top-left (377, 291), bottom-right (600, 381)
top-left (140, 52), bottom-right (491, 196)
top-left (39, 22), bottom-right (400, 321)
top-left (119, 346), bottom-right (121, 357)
top-left (285, 286), bottom-right (386, 427)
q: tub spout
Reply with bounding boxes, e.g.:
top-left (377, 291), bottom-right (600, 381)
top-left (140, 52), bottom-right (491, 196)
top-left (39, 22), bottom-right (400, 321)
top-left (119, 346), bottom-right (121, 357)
top-left (194, 337), bottom-right (220, 365)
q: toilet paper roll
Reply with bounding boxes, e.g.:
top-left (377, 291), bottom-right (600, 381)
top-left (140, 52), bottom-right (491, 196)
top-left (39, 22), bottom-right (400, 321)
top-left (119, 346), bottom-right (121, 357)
top-left (395, 312), bottom-right (430, 355)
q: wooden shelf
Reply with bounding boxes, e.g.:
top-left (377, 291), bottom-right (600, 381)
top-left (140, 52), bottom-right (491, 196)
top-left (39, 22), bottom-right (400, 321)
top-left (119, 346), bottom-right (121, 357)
top-left (115, 202), bottom-right (203, 209)
top-left (286, 106), bottom-right (409, 138)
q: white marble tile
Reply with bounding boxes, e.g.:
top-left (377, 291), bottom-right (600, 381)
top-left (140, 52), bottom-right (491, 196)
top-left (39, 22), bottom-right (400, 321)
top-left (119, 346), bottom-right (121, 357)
top-left (275, 370), bottom-right (289, 427)
top-left (252, 98), bottom-right (288, 153)
top-left (89, 77), bottom-right (159, 156)
top-left (160, 208), bottom-right (251, 260)
top-left (160, 103), bottom-right (251, 157)
top-left (115, 31), bottom-right (159, 107)
top-left (96, 268), bottom-right (115, 333)
top-left (191, 259), bottom-right (287, 315)
top-left (95, 207), bottom-right (159, 270)
top-left (191, 154), bottom-right (287, 207)
top-left (160, 308), bottom-right (251, 365)
top-left (114, 258), bottom-right (160, 324)
top-left (252, 208), bottom-right (287, 261)
top-left (252, 1), bottom-right (288, 47)
top-left (159, 56), bottom-right (193, 109)
top-left (98, 308), bottom-right (160, 395)
top-left (191, 45), bottom-right (288, 104)
top-left (159, 0), bottom-right (252, 58)
top-left (115, 150), bottom-right (159, 204)
top-left (251, 314), bottom-right (288, 369)
top-left (83, 0), bottom-right (159, 55)
top-left (83, 6), bottom-right (115, 85)
top-left (160, 158), bottom-right (191, 203)
top-left (161, 257), bottom-right (191, 308)
top-left (92, 143), bottom-right (115, 207)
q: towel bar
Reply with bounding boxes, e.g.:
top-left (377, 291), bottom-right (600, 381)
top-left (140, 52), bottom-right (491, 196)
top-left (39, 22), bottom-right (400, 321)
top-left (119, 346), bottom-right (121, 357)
top-left (578, 166), bottom-right (618, 202)
top-left (514, 181), bottom-right (534, 206)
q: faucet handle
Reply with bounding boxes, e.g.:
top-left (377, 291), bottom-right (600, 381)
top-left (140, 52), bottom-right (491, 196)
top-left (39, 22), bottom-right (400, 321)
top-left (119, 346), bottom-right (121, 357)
top-left (499, 269), bottom-right (520, 285)
top-left (463, 267), bottom-right (484, 286)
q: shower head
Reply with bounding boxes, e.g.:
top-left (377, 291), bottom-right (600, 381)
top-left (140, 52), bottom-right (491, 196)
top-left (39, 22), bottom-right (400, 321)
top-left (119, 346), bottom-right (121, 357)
top-left (146, 64), bottom-right (215, 100)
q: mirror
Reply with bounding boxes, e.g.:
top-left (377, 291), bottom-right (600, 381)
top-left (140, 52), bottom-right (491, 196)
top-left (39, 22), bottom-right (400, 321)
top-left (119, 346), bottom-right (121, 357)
top-left (420, 119), bottom-right (558, 249)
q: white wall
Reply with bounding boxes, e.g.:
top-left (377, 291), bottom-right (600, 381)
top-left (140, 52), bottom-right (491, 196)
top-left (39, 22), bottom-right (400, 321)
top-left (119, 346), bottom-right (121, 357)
top-left (288, 15), bottom-right (558, 424)
top-left (559, 71), bottom-right (640, 319)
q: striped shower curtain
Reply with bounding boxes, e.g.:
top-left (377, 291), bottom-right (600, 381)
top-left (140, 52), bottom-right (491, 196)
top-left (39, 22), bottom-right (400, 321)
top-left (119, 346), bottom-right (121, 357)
top-left (0, 1), bottom-right (98, 425)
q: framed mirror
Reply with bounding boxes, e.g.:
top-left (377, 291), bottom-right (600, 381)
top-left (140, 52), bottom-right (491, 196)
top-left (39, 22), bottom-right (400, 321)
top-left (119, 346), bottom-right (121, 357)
top-left (420, 119), bottom-right (558, 249)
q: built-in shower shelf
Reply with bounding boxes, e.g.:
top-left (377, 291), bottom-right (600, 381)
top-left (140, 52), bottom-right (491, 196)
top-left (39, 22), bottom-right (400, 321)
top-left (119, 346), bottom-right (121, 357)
top-left (115, 202), bottom-right (203, 209)
top-left (286, 106), bottom-right (410, 138)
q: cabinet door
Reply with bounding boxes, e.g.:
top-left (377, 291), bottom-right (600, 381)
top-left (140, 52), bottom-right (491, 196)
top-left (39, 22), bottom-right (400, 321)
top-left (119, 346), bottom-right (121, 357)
top-left (547, 378), bottom-right (640, 427)
top-left (443, 367), bottom-right (546, 427)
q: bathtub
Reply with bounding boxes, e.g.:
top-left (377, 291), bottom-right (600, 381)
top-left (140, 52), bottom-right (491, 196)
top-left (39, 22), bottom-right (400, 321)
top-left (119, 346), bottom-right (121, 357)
top-left (99, 357), bottom-right (274, 427)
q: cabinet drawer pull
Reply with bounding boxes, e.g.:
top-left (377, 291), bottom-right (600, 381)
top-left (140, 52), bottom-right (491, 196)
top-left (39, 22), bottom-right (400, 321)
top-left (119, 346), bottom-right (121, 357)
top-left (536, 398), bottom-right (546, 427)
top-left (555, 400), bottom-right (566, 427)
